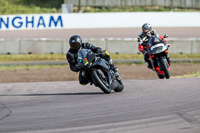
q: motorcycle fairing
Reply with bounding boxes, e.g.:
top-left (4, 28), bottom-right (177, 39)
top-left (92, 58), bottom-right (113, 86)
top-left (147, 36), bottom-right (168, 55)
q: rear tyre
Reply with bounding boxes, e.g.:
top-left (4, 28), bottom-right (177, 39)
top-left (114, 79), bottom-right (124, 92)
top-left (91, 70), bottom-right (111, 94)
top-left (160, 58), bottom-right (170, 79)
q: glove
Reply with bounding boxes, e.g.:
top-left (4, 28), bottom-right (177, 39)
top-left (150, 30), bottom-right (155, 35)
top-left (67, 53), bottom-right (75, 64)
top-left (97, 48), bottom-right (103, 53)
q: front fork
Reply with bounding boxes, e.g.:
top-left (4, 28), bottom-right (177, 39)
top-left (166, 52), bottom-right (171, 66)
top-left (114, 71), bottom-right (122, 80)
top-left (149, 54), bottom-right (169, 75)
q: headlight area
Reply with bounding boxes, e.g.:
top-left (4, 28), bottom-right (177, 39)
top-left (155, 46), bottom-right (164, 53)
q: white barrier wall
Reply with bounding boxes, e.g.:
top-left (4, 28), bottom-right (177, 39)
top-left (0, 39), bottom-right (20, 54)
top-left (0, 38), bottom-right (200, 54)
top-left (0, 12), bottom-right (200, 30)
top-left (20, 39), bottom-right (63, 54)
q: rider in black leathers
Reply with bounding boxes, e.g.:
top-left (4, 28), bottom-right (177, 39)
top-left (66, 35), bottom-right (117, 85)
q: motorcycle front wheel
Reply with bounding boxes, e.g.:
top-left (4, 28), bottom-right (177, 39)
top-left (91, 70), bottom-right (111, 94)
top-left (157, 73), bottom-right (165, 79)
top-left (114, 79), bottom-right (124, 92)
top-left (160, 57), bottom-right (170, 79)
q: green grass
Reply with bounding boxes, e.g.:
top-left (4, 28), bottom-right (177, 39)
top-left (172, 72), bottom-right (200, 78)
top-left (167, 54), bottom-right (200, 59)
top-left (0, 64), bottom-right (67, 71)
top-left (0, 1), bottom-right (60, 15)
top-left (0, 54), bottom-right (66, 62)
top-left (0, 54), bottom-right (200, 62)
top-left (1, 1), bottom-right (199, 15)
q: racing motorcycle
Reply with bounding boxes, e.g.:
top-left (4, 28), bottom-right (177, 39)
top-left (77, 49), bottom-right (124, 94)
top-left (145, 35), bottom-right (171, 79)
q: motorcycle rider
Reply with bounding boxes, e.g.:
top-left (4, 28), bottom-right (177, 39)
top-left (66, 35), bottom-right (118, 85)
top-left (137, 23), bottom-right (170, 69)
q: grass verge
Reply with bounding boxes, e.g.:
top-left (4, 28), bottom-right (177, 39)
top-left (0, 65), bottom-right (67, 71)
top-left (0, 54), bottom-right (200, 62)
top-left (0, 0), bottom-right (60, 15)
top-left (172, 72), bottom-right (200, 78)
top-left (1, 0), bottom-right (199, 15)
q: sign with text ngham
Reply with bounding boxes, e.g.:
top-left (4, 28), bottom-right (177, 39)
top-left (1, 12), bottom-right (199, 30)
top-left (0, 14), bottom-right (63, 30)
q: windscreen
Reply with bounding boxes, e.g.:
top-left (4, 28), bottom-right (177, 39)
top-left (149, 36), bottom-right (164, 46)
top-left (77, 49), bottom-right (91, 63)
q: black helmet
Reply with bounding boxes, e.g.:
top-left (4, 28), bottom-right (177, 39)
top-left (69, 35), bottom-right (82, 50)
top-left (142, 23), bottom-right (152, 33)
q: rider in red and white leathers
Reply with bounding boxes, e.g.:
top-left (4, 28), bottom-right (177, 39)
top-left (137, 23), bottom-right (170, 69)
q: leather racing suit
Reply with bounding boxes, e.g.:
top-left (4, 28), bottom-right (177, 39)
top-left (137, 30), bottom-right (167, 69)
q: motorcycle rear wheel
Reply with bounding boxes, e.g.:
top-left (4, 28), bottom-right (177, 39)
top-left (91, 70), bottom-right (111, 94)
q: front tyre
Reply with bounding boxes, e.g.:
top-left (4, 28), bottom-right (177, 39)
top-left (160, 58), bottom-right (170, 79)
top-left (91, 70), bottom-right (111, 94)
top-left (157, 73), bottom-right (165, 79)
top-left (114, 79), bottom-right (124, 92)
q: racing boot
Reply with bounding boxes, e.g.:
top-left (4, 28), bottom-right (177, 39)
top-left (110, 63), bottom-right (121, 80)
top-left (146, 61), bottom-right (153, 69)
top-left (144, 53), bottom-right (152, 69)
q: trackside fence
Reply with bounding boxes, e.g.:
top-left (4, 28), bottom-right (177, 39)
top-left (64, 0), bottom-right (200, 9)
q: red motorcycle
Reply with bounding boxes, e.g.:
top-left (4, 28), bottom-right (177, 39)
top-left (146, 35), bottom-right (171, 79)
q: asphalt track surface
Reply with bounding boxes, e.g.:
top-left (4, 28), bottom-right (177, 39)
top-left (1, 27), bottom-right (200, 39)
top-left (0, 78), bottom-right (200, 133)
top-left (0, 27), bottom-right (200, 133)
